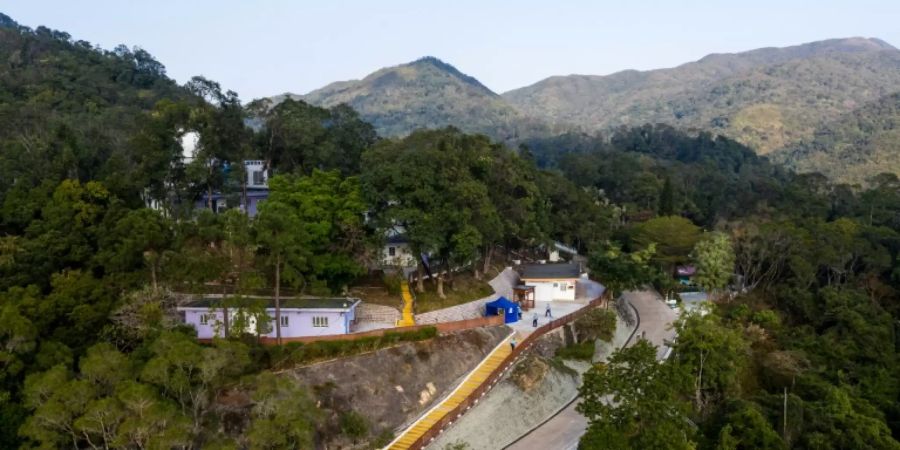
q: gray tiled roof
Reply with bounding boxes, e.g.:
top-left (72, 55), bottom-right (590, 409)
top-left (518, 263), bottom-right (581, 279)
top-left (182, 297), bottom-right (360, 310)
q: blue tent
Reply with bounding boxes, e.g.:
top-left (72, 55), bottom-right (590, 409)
top-left (485, 297), bottom-right (520, 324)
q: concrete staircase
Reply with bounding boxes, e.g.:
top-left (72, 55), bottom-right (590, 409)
top-left (397, 281), bottom-right (416, 327)
top-left (385, 332), bottom-right (518, 450)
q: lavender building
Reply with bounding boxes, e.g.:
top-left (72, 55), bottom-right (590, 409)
top-left (178, 297), bottom-right (361, 339)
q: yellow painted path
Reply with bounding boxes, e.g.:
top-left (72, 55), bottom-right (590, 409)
top-left (385, 333), bottom-right (517, 450)
top-left (396, 280), bottom-right (416, 327)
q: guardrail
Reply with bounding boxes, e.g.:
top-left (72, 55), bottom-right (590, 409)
top-left (401, 290), bottom-right (611, 450)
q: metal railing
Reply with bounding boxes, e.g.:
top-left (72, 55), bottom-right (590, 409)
top-left (401, 290), bottom-right (611, 450)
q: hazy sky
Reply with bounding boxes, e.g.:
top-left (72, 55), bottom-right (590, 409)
top-left (4, 1), bottom-right (899, 100)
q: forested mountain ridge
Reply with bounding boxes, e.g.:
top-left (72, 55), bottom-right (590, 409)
top-left (772, 92), bottom-right (900, 184)
top-left (273, 56), bottom-right (551, 142)
top-left (278, 38), bottom-right (900, 183)
top-left (0, 12), bottom-right (193, 206)
top-left (503, 37), bottom-right (900, 155)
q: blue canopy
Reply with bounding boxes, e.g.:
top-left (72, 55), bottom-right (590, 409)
top-left (485, 296), bottom-right (520, 324)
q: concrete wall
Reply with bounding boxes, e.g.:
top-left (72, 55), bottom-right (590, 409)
top-left (525, 279), bottom-right (577, 301)
top-left (183, 309), bottom-right (226, 339)
top-left (277, 309), bottom-right (349, 337)
top-left (382, 242), bottom-right (416, 268)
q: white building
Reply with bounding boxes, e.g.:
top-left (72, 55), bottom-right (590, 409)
top-left (517, 263), bottom-right (582, 302)
top-left (243, 160), bottom-right (269, 189)
top-left (379, 229), bottom-right (416, 270)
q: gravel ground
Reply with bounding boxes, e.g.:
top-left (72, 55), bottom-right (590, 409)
top-left (427, 360), bottom-right (580, 450)
top-left (426, 313), bottom-right (635, 450)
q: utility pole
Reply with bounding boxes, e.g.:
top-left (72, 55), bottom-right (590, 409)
top-left (783, 386), bottom-right (788, 441)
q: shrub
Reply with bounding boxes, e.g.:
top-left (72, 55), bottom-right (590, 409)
top-left (383, 274), bottom-right (402, 295)
top-left (556, 341), bottom-right (595, 361)
top-left (371, 429), bottom-right (394, 448)
top-left (340, 410), bottom-right (369, 441)
top-left (574, 309), bottom-right (617, 343)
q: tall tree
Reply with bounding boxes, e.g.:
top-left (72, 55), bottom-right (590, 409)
top-left (266, 171), bottom-right (368, 294)
top-left (578, 340), bottom-right (693, 449)
top-left (588, 241), bottom-right (657, 300)
top-left (632, 215), bottom-right (702, 270)
top-left (691, 232), bottom-right (736, 299)
top-left (246, 373), bottom-right (320, 449)
top-left (672, 311), bottom-right (750, 415)
top-left (659, 176), bottom-right (675, 216)
top-left (254, 201), bottom-right (307, 344)
top-left (99, 208), bottom-right (174, 293)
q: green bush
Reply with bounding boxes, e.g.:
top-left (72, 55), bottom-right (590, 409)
top-left (383, 274), bottom-right (402, 295)
top-left (340, 410), bottom-right (369, 441)
top-left (750, 309), bottom-right (781, 330)
top-left (574, 309), bottom-right (617, 343)
top-left (556, 341), bottom-right (595, 361)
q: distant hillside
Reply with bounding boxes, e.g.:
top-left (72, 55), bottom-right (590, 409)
top-left (772, 92), bottom-right (900, 185)
top-left (273, 57), bottom-right (549, 141)
top-left (503, 38), bottom-right (900, 155)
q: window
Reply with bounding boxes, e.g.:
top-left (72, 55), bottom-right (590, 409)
top-left (553, 282), bottom-right (559, 288)
top-left (252, 170), bottom-right (265, 186)
top-left (560, 282), bottom-right (567, 292)
top-left (280, 315), bottom-right (289, 327)
top-left (312, 316), bottom-right (328, 327)
top-left (199, 313), bottom-right (212, 325)
top-left (388, 246), bottom-right (396, 256)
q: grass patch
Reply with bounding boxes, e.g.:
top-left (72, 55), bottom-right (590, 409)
top-left (271, 326), bottom-right (438, 367)
top-left (547, 356), bottom-right (580, 377)
top-left (555, 340), bottom-right (595, 361)
top-left (414, 271), bottom-right (494, 313)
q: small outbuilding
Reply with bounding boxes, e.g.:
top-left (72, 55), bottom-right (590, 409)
top-left (485, 296), bottom-right (521, 324)
top-left (513, 284), bottom-right (536, 310)
top-left (518, 263), bottom-right (582, 302)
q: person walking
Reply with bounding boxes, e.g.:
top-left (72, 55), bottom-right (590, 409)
top-left (532, 313), bottom-right (539, 327)
top-left (545, 303), bottom-right (552, 318)
top-left (510, 338), bottom-right (517, 351)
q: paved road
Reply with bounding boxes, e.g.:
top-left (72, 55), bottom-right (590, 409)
top-left (505, 289), bottom-right (678, 450)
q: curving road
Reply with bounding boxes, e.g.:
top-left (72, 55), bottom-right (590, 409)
top-left (505, 289), bottom-right (678, 450)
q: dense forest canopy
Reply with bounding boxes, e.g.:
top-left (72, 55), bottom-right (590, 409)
top-left (0, 13), bottom-right (898, 449)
